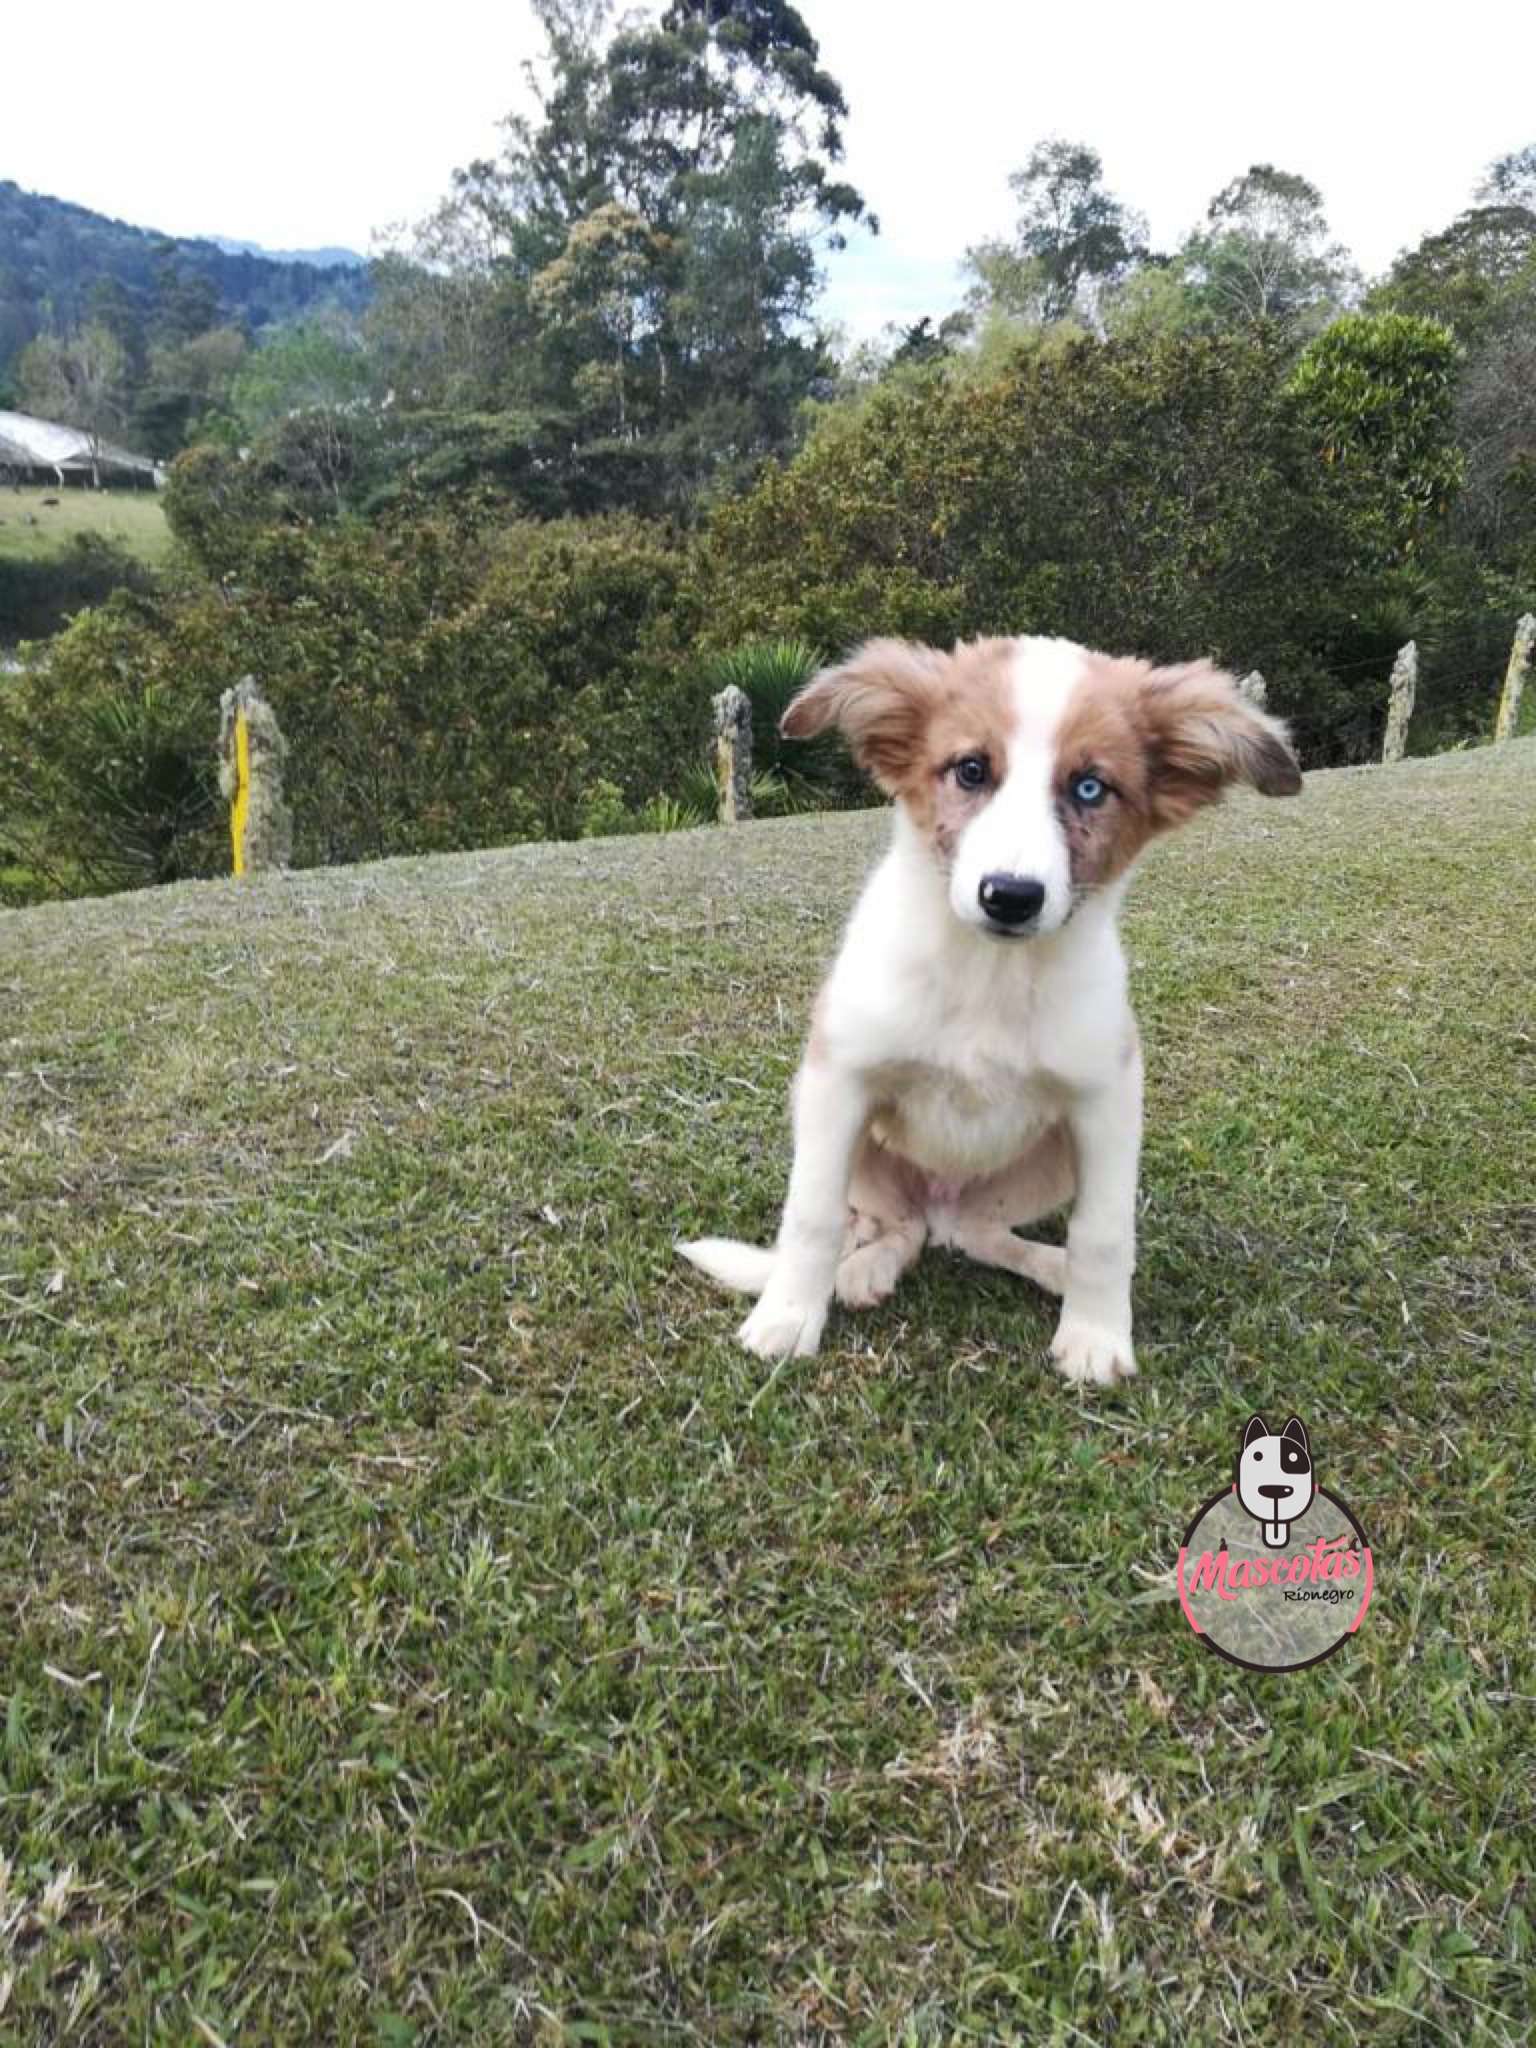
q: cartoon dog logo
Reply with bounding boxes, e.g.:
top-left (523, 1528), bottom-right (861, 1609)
top-left (1236, 1415), bottom-right (1315, 1548)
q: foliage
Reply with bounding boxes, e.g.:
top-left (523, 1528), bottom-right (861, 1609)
top-left (1290, 311), bottom-right (1463, 547)
top-left (16, 323), bottom-right (132, 460)
top-left (369, 0), bottom-right (869, 516)
top-left (697, 634), bottom-right (868, 803)
top-left (0, 635), bottom-right (220, 896)
top-left (1181, 165), bottom-right (1357, 334)
top-left (132, 324), bottom-right (249, 455)
top-left (703, 329), bottom-right (1400, 760)
top-left (3, 506), bottom-right (704, 892)
top-left (965, 139), bottom-right (1146, 326)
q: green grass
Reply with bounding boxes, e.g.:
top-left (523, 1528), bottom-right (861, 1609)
top-left (0, 486), bottom-right (170, 568)
top-left (2, 740), bottom-right (1534, 2044)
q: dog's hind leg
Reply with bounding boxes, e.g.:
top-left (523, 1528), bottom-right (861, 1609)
top-left (835, 1134), bottom-right (928, 1309)
top-left (947, 1225), bottom-right (1066, 1296)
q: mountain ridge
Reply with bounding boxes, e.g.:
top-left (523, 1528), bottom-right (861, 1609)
top-left (0, 180), bottom-right (372, 380)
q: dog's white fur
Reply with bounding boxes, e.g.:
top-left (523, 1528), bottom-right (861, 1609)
top-left (681, 635), bottom-right (1300, 1384)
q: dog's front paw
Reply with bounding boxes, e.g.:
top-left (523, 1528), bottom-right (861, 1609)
top-left (1050, 1316), bottom-right (1137, 1387)
top-left (737, 1293), bottom-right (828, 1361)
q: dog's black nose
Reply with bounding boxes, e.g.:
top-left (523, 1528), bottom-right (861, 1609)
top-left (978, 873), bottom-right (1046, 928)
top-left (1257, 1484), bottom-right (1294, 1501)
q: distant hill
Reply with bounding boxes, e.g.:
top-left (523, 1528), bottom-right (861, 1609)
top-left (0, 181), bottom-right (372, 376)
top-left (210, 237), bottom-right (367, 270)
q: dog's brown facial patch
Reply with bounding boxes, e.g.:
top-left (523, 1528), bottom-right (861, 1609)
top-left (782, 637), bottom-right (1020, 862)
top-left (896, 639), bottom-right (1019, 860)
top-left (1054, 652), bottom-right (1301, 890)
top-left (1053, 668), bottom-right (1158, 891)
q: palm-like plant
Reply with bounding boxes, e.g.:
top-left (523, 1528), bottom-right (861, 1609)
top-left (699, 638), bottom-right (861, 807)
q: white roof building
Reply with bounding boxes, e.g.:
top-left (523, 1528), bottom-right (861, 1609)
top-left (0, 409), bottom-right (162, 485)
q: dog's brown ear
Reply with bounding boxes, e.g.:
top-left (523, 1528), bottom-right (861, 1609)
top-left (1138, 661), bottom-right (1302, 829)
top-left (781, 639), bottom-right (947, 794)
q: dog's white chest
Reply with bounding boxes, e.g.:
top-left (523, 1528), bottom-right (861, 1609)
top-left (872, 1019), bottom-right (1061, 1177)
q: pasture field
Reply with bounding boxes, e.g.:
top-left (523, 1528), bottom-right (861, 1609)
top-left (2, 740), bottom-right (1534, 2043)
top-left (0, 485), bottom-right (171, 568)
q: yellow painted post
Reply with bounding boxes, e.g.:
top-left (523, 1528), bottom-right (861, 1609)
top-left (217, 677), bottom-right (292, 876)
top-left (230, 708), bottom-right (251, 876)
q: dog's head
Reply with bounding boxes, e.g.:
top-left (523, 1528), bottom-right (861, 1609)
top-left (781, 636), bottom-right (1300, 939)
top-left (1236, 1415), bottom-right (1315, 1527)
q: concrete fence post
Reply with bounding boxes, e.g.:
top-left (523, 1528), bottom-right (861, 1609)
top-left (1381, 642), bottom-right (1418, 765)
top-left (217, 677), bottom-right (293, 876)
top-left (1494, 613), bottom-right (1535, 744)
top-left (712, 684), bottom-right (753, 824)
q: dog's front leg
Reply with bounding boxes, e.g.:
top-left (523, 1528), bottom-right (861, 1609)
top-left (1052, 1043), bottom-right (1144, 1386)
top-left (738, 1056), bottom-right (870, 1361)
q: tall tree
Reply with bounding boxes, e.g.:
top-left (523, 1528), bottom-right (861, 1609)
top-left (372, 0), bottom-right (870, 512)
top-left (1183, 166), bottom-right (1355, 331)
top-left (1478, 143), bottom-right (1536, 212)
top-left (17, 323), bottom-right (131, 479)
top-left (964, 140), bottom-right (1146, 327)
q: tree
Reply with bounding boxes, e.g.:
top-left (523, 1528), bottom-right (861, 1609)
top-left (965, 141), bottom-right (1146, 327)
top-left (231, 322), bottom-right (375, 437)
top-left (1478, 143), bottom-right (1536, 212)
top-left (1374, 205), bottom-right (1536, 342)
top-left (17, 323), bottom-right (132, 479)
top-left (1183, 165), bottom-right (1355, 332)
top-left (532, 201), bottom-right (670, 432)
top-left (1290, 312), bottom-right (1463, 549)
top-left (133, 326), bottom-right (248, 457)
top-left (368, 0), bottom-right (871, 514)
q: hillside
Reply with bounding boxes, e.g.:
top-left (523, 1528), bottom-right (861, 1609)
top-left (0, 180), bottom-right (371, 375)
top-left (2, 741), bottom-right (1534, 2040)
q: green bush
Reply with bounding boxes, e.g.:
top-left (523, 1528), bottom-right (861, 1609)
top-left (701, 331), bottom-right (1409, 764)
top-left (0, 620), bottom-right (221, 898)
top-left (1290, 311), bottom-right (1463, 547)
top-left (2, 505), bottom-right (705, 895)
top-left (697, 637), bottom-right (874, 807)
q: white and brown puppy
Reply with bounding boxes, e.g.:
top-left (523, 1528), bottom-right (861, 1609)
top-left (680, 636), bottom-right (1300, 1384)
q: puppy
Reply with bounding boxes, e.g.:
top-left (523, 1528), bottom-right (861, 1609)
top-left (680, 636), bottom-right (1300, 1384)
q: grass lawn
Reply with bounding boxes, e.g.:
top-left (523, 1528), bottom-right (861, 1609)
top-left (0, 486), bottom-right (171, 569)
top-left (2, 739), bottom-right (1534, 2043)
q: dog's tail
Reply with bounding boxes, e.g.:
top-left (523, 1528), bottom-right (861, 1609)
top-left (676, 1237), bottom-right (776, 1297)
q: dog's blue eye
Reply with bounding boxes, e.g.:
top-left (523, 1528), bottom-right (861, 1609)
top-left (1071, 773), bottom-right (1108, 807)
top-left (954, 755), bottom-right (990, 792)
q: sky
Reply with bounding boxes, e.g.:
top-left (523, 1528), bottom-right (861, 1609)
top-left (6, 0), bottom-right (1533, 338)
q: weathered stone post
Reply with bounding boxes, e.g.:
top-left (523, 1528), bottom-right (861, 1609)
top-left (217, 677), bottom-right (293, 875)
top-left (1237, 670), bottom-right (1268, 709)
top-left (1381, 642), bottom-right (1418, 765)
top-left (1494, 613), bottom-right (1535, 744)
top-left (712, 683), bottom-right (753, 824)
